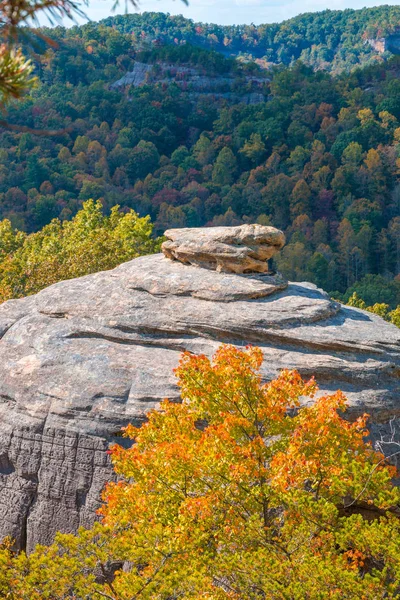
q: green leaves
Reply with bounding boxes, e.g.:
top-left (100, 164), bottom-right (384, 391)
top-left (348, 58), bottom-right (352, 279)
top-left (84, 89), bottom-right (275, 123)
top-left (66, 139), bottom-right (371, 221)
top-left (0, 0), bottom-right (143, 107)
top-left (0, 45), bottom-right (36, 104)
top-left (0, 200), bottom-right (159, 302)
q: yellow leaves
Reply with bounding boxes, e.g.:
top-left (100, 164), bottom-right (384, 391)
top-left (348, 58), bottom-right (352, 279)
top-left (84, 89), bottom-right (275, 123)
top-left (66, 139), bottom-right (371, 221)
top-left (347, 291), bottom-right (367, 309)
top-left (379, 110), bottom-right (398, 130)
top-left (180, 495), bottom-right (215, 522)
top-left (357, 108), bottom-right (375, 127)
top-left (262, 368), bottom-right (317, 419)
top-left (346, 293), bottom-right (400, 328)
top-left (175, 347), bottom-right (317, 448)
top-left (270, 391), bottom-right (372, 497)
top-left (3, 344), bottom-right (400, 598)
top-left (0, 200), bottom-right (160, 303)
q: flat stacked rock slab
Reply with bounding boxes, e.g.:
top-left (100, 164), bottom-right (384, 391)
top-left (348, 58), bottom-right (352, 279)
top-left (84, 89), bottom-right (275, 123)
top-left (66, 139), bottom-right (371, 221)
top-left (0, 225), bottom-right (400, 552)
top-left (162, 224), bottom-right (285, 273)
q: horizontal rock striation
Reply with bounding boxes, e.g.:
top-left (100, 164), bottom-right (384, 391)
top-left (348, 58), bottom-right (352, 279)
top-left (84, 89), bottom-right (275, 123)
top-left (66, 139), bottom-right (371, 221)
top-left (1, 249), bottom-right (400, 551)
top-left (162, 224), bottom-right (286, 273)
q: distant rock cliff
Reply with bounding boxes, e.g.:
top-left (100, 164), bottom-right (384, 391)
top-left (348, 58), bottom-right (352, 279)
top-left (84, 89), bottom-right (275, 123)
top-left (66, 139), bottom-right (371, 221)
top-left (1, 225), bottom-right (400, 552)
top-left (110, 61), bottom-right (153, 88)
top-left (110, 61), bottom-right (268, 104)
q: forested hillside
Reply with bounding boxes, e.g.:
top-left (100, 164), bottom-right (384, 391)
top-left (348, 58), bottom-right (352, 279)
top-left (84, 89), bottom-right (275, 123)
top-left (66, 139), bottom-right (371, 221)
top-left (2, 9), bottom-right (400, 306)
top-left (104, 6), bottom-right (400, 72)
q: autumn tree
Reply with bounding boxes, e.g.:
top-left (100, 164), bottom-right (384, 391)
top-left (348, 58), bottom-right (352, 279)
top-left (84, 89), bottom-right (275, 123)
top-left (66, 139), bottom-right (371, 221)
top-left (289, 178), bottom-right (312, 218)
top-left (239, 133), bottom-right (267, 166)
top-left (2, 345), bottom-right (400, 599)
top-left (0, 199), bottom-right (159, 302)
top-left (0, 18), bottom-right (399, 300)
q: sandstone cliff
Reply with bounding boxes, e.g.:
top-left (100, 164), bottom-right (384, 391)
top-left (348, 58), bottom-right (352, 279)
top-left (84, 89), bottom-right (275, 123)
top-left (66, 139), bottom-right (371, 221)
top-left (1, 225), bottom-right (400, 552)
top-left (109, 61), bottom-right (268, 104)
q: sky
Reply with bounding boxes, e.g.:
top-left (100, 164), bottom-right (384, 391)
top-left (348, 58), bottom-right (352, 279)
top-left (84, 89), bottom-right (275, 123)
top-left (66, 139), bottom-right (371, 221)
top-left (80, 0), bottom-right (400, 27)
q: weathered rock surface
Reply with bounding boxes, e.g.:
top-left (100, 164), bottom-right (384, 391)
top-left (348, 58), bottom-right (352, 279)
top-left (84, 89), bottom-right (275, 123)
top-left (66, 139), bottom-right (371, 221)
top-left (1, 250), bottom-right (400, 552)
top-left (162, 224), bottom-right (286, 273)
top-left (109, 62), bottom-right (152, 89)
top-left (109, 62), bottom-right (269, 105)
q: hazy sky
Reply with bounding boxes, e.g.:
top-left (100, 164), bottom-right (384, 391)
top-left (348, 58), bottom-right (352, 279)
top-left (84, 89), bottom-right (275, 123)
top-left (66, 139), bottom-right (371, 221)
top-left (81, 0), bottom-right (400, 27)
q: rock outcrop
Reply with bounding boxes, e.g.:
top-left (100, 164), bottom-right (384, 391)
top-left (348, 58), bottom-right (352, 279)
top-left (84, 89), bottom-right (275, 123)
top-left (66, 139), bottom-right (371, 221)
top-left (110, 62), bottom-right (152, 89)
top-left (1, 225), bottom-right (400, 552)
top-left (109, 62), bottom-right (268, 104)
top-left (162, 224), bottom-right (285, 273)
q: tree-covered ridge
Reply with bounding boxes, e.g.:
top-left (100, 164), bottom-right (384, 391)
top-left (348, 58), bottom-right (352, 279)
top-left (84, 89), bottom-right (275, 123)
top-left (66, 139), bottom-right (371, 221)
top-left (103, 6), bottom-right (400, 73)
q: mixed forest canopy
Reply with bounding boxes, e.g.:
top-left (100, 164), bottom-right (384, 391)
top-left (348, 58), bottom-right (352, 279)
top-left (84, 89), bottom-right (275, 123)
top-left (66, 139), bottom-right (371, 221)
top-left (104, 6), bottom-right (400, 73)
top-left (2, 6), bottom-right (400, 305)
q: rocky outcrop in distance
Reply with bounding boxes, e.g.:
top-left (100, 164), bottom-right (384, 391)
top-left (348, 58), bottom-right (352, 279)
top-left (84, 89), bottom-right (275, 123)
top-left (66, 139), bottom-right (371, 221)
top-left (109, 61), bottom-right (268, 104)
top-left (1, 225), bottom-right (400, 552)
top-left (110, 61), bottom-right (152, 88)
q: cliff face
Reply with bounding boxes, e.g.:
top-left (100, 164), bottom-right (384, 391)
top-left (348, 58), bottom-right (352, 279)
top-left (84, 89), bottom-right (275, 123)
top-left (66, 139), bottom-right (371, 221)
top-left (1, 226), bottom-right (400, 552)
top-left (109, 61), bottom-right (268, 104)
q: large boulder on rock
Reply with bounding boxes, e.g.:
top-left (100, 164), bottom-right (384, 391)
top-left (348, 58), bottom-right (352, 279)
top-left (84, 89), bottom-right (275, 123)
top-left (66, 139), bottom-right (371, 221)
top-left (1, 225), bottom-right (400, 552)
top-left (162, 224), bottom-right (285, 273)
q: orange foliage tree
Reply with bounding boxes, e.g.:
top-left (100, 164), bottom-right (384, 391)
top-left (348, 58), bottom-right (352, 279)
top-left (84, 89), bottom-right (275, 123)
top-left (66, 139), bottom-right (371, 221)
top-left (1, 345), bottom-right (400, 599)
